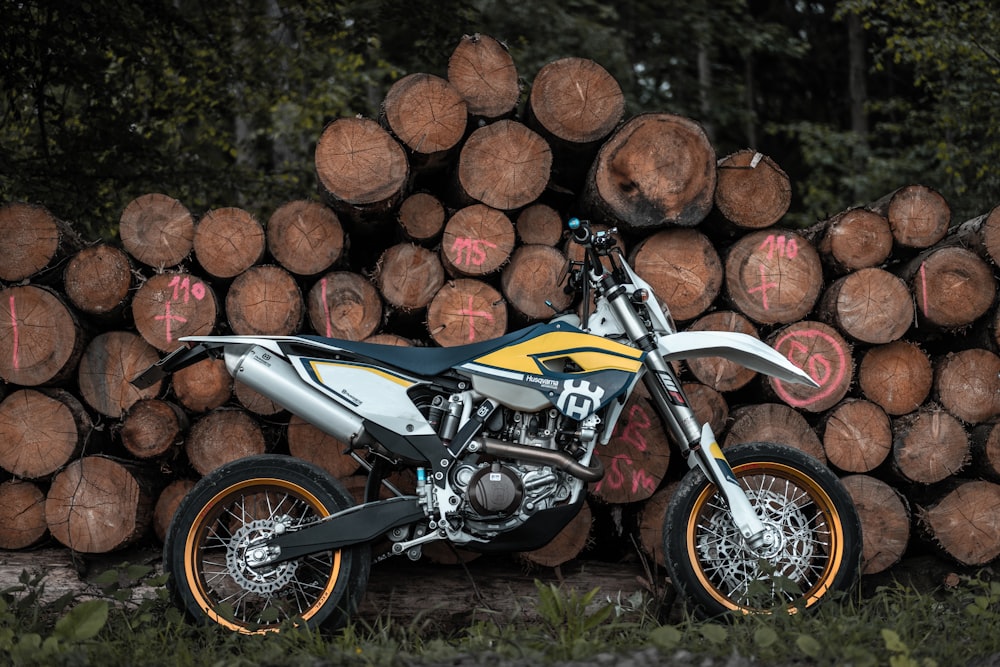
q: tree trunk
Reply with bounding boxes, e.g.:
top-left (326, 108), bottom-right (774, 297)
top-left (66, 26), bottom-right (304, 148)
top-left (0, 285), bottom-right (85, 387)
top-left (971, 422), bottom-right (1000, 482)
top-left (840, 474), bottom-right (910, 575)
top-left (636, 482), bottom-right (678, 567)
top-left (501, 245), bottom-right (573, 321)
top-left (0, 388), bottom-right (92, 479)
top-left (45, 455), bottom-right (157, 553)
top-left (903, 246), bottom-right (997, 331)
top-left (440, 204), bottom-right (516, 277)
top-left (266, 200), bottom-right (345, 277)
top-left (724, 229), bottom-right (824, 325)
top-left (713, 150), bottom-right (791, 230)
top-left (193, 206), bottom-right (266, 279)
top-left (517, 499), bottom-right (592, 568)
top-left (857, 340), bottom-right (933, 416)
top-left (583, 113), bottom-right (716, 230)
top-left (171, 357), bottom-right (233, 414)
top-left (427, 279), bottom-right (507, 346)
top-left (891, 405), bottom-right (969, 485)
top-left (446, 33), bottom-right (520, 122)
top-left (131, 271), bottom-right (219, 352)
top-left (234, 380), bottom-right (285, 416)
top-left (684, 310), bottom-right (760, 392)
top-left (77, 331), bottom-right (162, 418)
top-left (933, 348), bottom-right (1000, 424)
top-left (684, 381), bottom-right (729, 437)
top-left (0, 479), bottom-right (48, 549)
top-left (455, 119), bottom-right (552, 211)
top-left (817, 268), bottom-right (913, 344)
top-left (225, 264), bottom-right (304, 335)
top-left (375, 243), bottom-right (446, 312)
top-left (381, 72), bottom-right (467, 173)
top-left (629, 228), bottom-right (723, 322)
top-left (118, 193), bottom-right (195, 268)
top-left (809, 207), bottom-right (893, 275)
top-left (869, 184), bottom-right (950, 250)
top-left (516, 203), bottom-right (564, 247)
top-left (63, 243), bottom-right (134, 321)
top-left (152, 478), bottom-right (195, 543)
top-left (953, 204), bottom-right (1000, 266)
top-left (0, 202), bottom-right (82, 283)
top-left (821, 398), bottom-right (892, 473)
top-left (185, 407), bottom-right (266, 476)
top-left (119, 398), bottom-right (188, 460)
top-left (722, 402), bottom-right (826, 463)
top-left (398, 192), bottom-right (447, 244)
top-left (306, 270), bottom-right (383, 340)
top-left (765, 321), bottom-right (854, 413)
top-left (919, 480), bottom-right (1000, 566)
top-left (287, 414), bottom-right (360, 480)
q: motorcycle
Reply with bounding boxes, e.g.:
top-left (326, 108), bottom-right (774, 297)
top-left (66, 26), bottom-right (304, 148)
top-left (132, 217), bottom-right (861, 634)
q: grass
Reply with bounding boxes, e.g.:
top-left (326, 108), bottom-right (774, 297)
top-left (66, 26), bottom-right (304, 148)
top-left (1, 558), bottom-right (999, 666)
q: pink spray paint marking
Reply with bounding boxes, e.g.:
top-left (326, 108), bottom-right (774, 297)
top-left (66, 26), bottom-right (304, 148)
top-left (321, 277), bottom-right (333, 337)
top-left (771, 328), bottom-right (847, 408)
top-left (748, 264), bottom-right (778, 310)
top-left (9, 295), bottom-right (19, 371)
top-left (158, 275), bottom-right (203, 343)
top-left (919, 262), bottom-right (929, 317)
top-left (448, 296), bottom-right (494, 342)
top-left (450, 237), bottom-right (497, 267)
top-left (155, 301), bottom-right (188, 344)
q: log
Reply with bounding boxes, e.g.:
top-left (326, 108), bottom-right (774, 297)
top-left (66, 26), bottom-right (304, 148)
top-left (381, 72), bottom-right (467, 172)
top-left (455, 119), bottom-right (552, 211)
top-left (683, 381), bottom-right (729, 437)
top-left (954, 204), bottom-right (1000, 266)
top-left (306, 270), bottom-right (383, 340)
top-left (636, 482), bottom-right (678, 567)
top-left (314, 116), bottom-right (410, 225)
top-left (446, 33), bottom-right (520, 122)
top-left (118, 193), bottom-right (195, 268)
top-left (501, 244), bottom-right (572, 321)
top-left (684, 311), bottom-right (760, 392)
top-left (810, 207), bottom-right (893, 274)
top-left (398, 192), bottom-right (446, 244)
top-left (63, 243), bottom-right (134, 321)
top-left (840, 474), bottom-right (910, 575)
top-left (77, 331), bottom-right (162, 418)
top-left (525, 56), bottom-right (624, 190)
top-left (266, 200), bottom-right (345, 277)
top-left (821, 398), bottom-right (892, 473)
top-left (817, 268), bottom-right (913, 344)
top-left (225, 264), bottom-right (304, 335)
top-left (171, 357), bottom-right (233, 413)
top-left (375, 243), bottom-right (446, 311)
top-left (0, 285), bottom-right (85, 386)
top-left (590, 384), bottom-right (670, 505)
top-left (517, 499), bottom-right (593, 568)
top-left (858, 340), bottom-right (933, 416)
top-left (891, 405), bottom-right (969, 485)
top-left (152, 479), bottom-right (196, 543)
top-left (723, 402), bottom-right (826, 463)
top-left (234, 380), bottom-right (285, 416)
top-left (766, 321), bottom-right (854, 413)
top-left (725, 229), bottom-right (824, 325)
top-left (119, 398), bottom-right (188, 460)
top-left (713, 150), bottom-right (791, 230)
top-left (515, 203), bottom-right (564, 246)
top-left (971, 422), bottom-right (1000, 482)
top-left (287, 414), bottom-right (360, 480)
top-left (918, 480), bottom-right (1000, 566)
top-left (185, 407), bottom-right (267, 476)
top-left (869, 184), bottom-right (950, 250)
top-left (440, 204), bottom-right (516, 277)
top-left (193, 207), bottom-right (266, 279)
top-left (583, 113), bottom-right (716, 230)
top-left (131, 271), bottom-right (218, 352)
top-left (0, 388), bottom-right (92, 479)
top-left (0, 202), bottom-right (81, 282)
top-left (45, 455), bottom-right (157, 553)
top-left (427, 279), bottom-right (507, 346)
top-left (933, 348), bottom-right (1000, 424)
top-left (0, 479), bottom-right (48, 550)
top-left (904, 246), bottom-right (997, 331)
top-left (628, 228), bottom-right (722, 322)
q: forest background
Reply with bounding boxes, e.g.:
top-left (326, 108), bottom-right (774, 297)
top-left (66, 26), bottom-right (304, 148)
top-left (2, 0), bottom-right (999, 241)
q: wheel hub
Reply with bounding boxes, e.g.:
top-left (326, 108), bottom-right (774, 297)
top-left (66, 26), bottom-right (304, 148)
top-left (225, 519), bottom-right (297, 594)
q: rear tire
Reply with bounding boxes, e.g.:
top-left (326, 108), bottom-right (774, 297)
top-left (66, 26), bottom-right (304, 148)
top-left (163, 454), bottom-right (371, 633)
top-left (664, 442), bottom-right (861, 617)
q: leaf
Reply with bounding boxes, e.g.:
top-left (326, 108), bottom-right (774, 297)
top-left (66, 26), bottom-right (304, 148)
top-left (648, 625), bottom-right (682, 650)
top-left (882, 628), bottom-right (908, 653)
top-left (54, 600), bottom-right (109, 642)
top-left (754, 625), bottom-right (779, 648)
top-left (796, 634), bottom-right (823, 657)
top-left (699, 623), bottom-right (728, 644)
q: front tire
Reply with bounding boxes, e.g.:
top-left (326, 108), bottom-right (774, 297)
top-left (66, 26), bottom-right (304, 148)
top-left (163, 454), bottom-right (371, 633)
top-left (664, 442), bottom-right (861, 617)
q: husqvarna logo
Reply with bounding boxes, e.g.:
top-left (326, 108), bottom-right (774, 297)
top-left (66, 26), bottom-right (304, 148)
top-left (557, 380), bottom-right (606, 419)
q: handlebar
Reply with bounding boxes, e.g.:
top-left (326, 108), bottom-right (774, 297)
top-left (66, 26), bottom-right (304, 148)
top-left (567, 217), bottom-right (591, 244)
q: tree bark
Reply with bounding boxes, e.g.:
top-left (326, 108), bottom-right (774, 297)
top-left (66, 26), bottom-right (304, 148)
top-left (857, 340), bottom-right (933, 416)
top-left (0, 388), bottom-right (92, 479)
top-left (821, 398), bottom-right (892, 473)
top-left (840, 474), bottom-right (910, 575)
top-left (427, 279), bottom-right (507, 346)
top-left (723, 402), bottom-right (826, 463)
top-left (817, 268), bottom-right (913, 344)
top-left (440, 204), bottom-right (516, 277)
top-left (185, 407), bottom-right (266, 476)
top-left (446, 33), bottom-right (520, 122)
top-left (919, 480), bottom-right (1000, 566)
top-left (63, 243), bottom-right (134, 321)
top-left (501, 245), bottom-right (572, 321)
top-left (118, 193), bottom-right (195, 268)
top-left (583, 113), bottom-right (715, 230)
top-left (119, 398), bottom-right (188, 460)
top-left (953, 204), bottom-right (1000, 266)
top-left (809, 207), bottom-right (893, 274)
top-left (171, 357), bottom-right (233, 414)
top-left (0, 479), bottom-right (48, 550)
top-left (225, 264), bottom-right (304, 335)
top-left (455, 119), bottom-right (552, 211)
top-left (765, 321), bottom-right (854, 413)
top-left (629, 228), bottom-right (722, 322)
top-left (193, 206), bottom-right (266, 279)
top-left (933, 348), bottom-right (1000, 424)
top-left (398, 192), bottom-right (447, 244)
top-left (266, 200), bottom-right (345, 277)
top-left (381, 72), bottom-right (467, 172)
top-left (131, 271), bottom-right (218, 352)
top-left (0, 202), bottom-right (82, 282)
top-left (0, 285), bottom-right (85, 387)
top-left (714, 150), bottom-right (791, 230)
top-left (869, 184), bottom-right (951, 250)
top-left (724, 229), bottom-right (824, 325)
top-left (903, 246), bottom-right (997, 331)
top-left (306, 270), bottom-right (383, 340)
top-left (891, 405), bottom-right (969, 485)
top-left (77, 331), bottom-right (162, 418)
top-left (684, 311), bottom-right (760, 392)
top-left (516, 203), bottom-right (564, 246)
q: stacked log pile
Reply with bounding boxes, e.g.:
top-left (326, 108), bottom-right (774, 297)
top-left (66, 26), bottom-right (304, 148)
top-left (1, 34), bottom-right (999, 579)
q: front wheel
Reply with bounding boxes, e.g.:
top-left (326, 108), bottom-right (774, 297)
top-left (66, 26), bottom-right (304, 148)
top-left (664, 442), bottom-right (861, 617)
top-left (163, 454), bottom-right (371, 633)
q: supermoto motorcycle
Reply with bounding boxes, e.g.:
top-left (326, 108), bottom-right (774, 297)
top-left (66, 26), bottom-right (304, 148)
top-left (133, 217), bottom-right (861, 634)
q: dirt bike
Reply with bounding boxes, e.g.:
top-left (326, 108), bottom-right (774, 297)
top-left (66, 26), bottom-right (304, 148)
top-left (132, 217), bottom-right (861, 634)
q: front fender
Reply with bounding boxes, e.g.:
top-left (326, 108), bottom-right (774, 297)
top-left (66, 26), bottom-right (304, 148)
top-left (656, 331), bottom-right (819, 387)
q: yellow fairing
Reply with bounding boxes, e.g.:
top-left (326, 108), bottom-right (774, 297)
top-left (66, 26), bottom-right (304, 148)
top-left (473, 331), bottom-right (643, 375)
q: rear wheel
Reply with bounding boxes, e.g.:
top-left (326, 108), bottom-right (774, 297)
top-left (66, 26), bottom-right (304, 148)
top-left (664, 442), bottom-right (861, 617)
top-left (163, 454), bottom-right (370, 633)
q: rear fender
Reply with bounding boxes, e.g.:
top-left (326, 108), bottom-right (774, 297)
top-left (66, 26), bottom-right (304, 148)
top-left (656, 331), bottom-right (819, 387)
